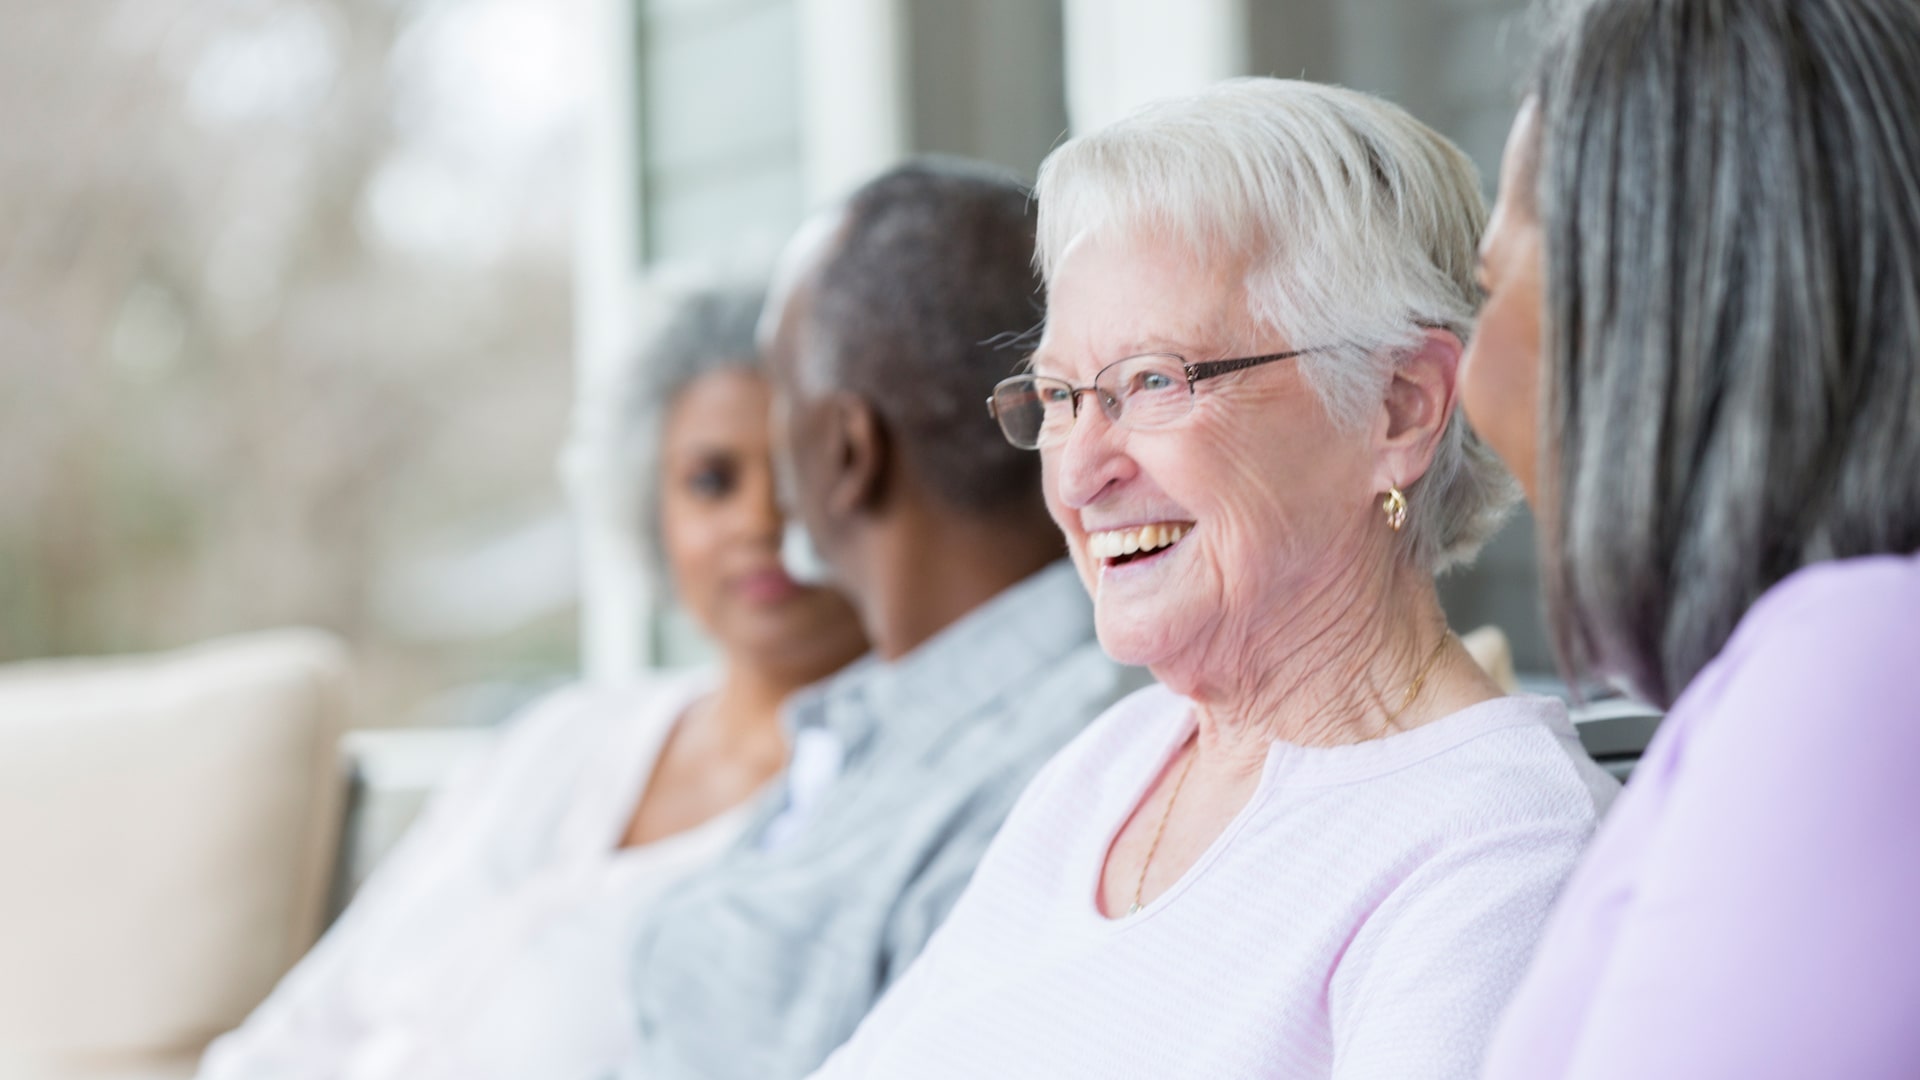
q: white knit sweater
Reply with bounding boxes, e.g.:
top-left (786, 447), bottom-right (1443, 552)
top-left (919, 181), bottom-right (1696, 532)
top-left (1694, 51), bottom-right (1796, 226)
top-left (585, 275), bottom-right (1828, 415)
top-left (810, 684), bottom-right (1618, 1080)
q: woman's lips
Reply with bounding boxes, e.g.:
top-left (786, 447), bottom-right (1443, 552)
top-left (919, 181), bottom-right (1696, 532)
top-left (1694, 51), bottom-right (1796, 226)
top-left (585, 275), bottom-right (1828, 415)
top-left (734, 567), bottom-right (802, 605)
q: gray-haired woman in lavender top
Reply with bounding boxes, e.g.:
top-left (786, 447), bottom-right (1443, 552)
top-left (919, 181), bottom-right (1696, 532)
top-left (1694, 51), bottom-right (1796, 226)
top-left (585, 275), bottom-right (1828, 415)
top-left (807, 78), bottom-right (1617, 1080)
top-left (1469, 1), bottom-right (1920, 1076)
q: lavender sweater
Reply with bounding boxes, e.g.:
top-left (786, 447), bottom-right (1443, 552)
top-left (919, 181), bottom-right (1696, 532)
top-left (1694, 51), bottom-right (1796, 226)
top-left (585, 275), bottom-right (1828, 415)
top-left (1485, 553), bottom-right (1920, 1079)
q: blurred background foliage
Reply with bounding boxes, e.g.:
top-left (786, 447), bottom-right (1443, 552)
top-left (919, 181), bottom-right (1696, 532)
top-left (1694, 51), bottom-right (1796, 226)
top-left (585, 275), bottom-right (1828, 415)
top-left (1, 0), bottom-right (1558, 729)
top-left (0, 0), bottom-right (589, 724)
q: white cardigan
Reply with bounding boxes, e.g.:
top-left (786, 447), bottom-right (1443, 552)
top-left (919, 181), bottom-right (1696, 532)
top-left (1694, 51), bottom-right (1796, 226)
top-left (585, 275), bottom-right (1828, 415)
top-left (198, 669), bottom-right (743, 1080)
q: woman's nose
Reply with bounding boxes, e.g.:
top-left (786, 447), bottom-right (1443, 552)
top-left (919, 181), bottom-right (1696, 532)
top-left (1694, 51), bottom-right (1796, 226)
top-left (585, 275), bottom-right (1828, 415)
top-left (1049, 405), bottom-right (1132, 510)
top-left (740, 465), bottom-right (785, 543)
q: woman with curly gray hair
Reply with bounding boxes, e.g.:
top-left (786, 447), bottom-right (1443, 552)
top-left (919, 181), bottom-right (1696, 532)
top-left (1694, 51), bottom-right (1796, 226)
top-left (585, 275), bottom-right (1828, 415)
top-left (806, 77), bottom-right (1616, 1080)
top-left (200, 280), bottom-right (866, 1080)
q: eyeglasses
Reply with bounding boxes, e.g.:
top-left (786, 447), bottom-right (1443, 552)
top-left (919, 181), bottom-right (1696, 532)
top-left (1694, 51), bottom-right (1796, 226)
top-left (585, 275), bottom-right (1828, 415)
top-left (985, 348), bottom-right (1321, 450)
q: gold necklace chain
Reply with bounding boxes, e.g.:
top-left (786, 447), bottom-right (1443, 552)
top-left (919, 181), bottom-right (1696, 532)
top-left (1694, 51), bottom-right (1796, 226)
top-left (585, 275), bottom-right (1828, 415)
top-left (1125, 629), bottom-right (1455, 918)
top-left (1383, 630), bottom-right (1455, 732)
top-left (1128, 731), bottom-right (1198, 916)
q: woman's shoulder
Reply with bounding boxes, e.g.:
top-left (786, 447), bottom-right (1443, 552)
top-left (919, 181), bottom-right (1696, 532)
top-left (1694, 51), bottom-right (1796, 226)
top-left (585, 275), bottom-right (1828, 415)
top-left (482, 668), bottom-right (714, 784)
top-left (1674, 554), bottom-right (1920, 734)
top-left (1459, 695), bottom-right (1621, 820)
top-left (1300, 693), bottom-right (1618, 837)
top-left (1308, 692), bottom-right (1589, 778)
top-left (392, 668), bottom-right (715, 857)
top-left (1723, 553), bottom-right (1920, 673)
top-left (1671, 553), bottom-right (1920, 776)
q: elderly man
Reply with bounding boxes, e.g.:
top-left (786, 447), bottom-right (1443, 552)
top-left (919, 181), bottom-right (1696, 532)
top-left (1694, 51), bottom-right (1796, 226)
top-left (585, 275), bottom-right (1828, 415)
top-left (618, 158), bottom-right (1147, 1080)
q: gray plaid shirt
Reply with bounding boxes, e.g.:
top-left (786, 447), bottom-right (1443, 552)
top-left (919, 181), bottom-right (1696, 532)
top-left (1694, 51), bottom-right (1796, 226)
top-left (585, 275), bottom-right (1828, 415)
top-left (620, 561), bottom-right (1147, 1080)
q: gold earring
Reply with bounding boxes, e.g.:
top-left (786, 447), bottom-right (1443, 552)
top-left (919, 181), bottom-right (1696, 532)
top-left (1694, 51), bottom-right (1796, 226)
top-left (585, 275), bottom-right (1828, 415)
top-left (1382, 487), bottom-right (1408, 532)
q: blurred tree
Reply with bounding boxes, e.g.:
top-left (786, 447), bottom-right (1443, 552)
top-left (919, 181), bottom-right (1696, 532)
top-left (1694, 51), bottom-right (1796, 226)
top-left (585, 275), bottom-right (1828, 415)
top-left (0, 0), bottom-right (584, 722)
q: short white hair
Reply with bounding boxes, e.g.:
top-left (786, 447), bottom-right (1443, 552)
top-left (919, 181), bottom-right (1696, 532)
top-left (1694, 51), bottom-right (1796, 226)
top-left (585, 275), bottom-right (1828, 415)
top-left (1034, 77), bottom-right (1516, 571)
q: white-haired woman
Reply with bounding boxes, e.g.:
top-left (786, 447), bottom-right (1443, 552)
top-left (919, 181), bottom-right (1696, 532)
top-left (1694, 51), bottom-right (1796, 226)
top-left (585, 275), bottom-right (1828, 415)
top-left (198, 282), bottom-right (867, 1080)
top-left (806, 79), bottom-right (1617, 1080)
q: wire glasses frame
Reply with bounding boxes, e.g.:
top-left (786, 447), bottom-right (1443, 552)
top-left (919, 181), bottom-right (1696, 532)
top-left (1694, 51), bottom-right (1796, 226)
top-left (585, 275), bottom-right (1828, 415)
top-left (985, 348), bottom-right (1321, 450)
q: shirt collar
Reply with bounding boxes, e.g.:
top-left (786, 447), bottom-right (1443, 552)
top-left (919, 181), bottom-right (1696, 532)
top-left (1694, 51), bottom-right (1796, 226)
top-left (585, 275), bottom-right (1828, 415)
top-left (782, 559), bottom-right (1093, 755)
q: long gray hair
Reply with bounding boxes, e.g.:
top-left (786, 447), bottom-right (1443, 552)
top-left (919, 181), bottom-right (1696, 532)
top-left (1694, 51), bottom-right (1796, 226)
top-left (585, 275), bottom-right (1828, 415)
top-left (1532, 0), bottom-right (1920, 705)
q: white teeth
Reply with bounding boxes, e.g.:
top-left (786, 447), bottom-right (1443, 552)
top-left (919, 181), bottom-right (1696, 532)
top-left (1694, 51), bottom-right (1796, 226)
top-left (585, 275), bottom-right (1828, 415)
top-left (1087, 522), bottom-right (1192, 561)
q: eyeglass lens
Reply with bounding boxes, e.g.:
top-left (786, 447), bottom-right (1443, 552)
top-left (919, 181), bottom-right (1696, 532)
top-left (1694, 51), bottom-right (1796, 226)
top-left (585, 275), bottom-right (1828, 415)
top-left (991, 355), bottom-right (1192, 449)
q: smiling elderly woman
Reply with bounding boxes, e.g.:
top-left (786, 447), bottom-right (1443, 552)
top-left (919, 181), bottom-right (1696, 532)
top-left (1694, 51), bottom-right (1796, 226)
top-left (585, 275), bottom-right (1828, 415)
top-left (805, 79), bottom-right (1618, 1080)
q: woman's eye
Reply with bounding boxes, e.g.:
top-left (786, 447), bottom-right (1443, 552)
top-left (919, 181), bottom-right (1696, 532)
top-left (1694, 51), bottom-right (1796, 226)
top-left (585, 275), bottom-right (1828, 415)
top-left (1038, 384), bottom-right (1072, 405)
top-left (1134, 371), bottom-right (1175, 393)
top-left (686, 462), bottom-right (736, 499)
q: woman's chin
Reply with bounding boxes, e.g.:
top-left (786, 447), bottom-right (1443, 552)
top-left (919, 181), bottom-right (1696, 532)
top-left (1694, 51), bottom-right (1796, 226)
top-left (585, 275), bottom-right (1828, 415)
top-left (1092, 605), bottom-right (1188, 671)
top-left (720, 599), bottom-right (863, 672)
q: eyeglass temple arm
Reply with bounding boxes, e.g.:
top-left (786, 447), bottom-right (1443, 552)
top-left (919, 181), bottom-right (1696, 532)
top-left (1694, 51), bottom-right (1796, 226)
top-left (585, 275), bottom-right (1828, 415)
top-left (1185, 349), bottom-right (1314, 384)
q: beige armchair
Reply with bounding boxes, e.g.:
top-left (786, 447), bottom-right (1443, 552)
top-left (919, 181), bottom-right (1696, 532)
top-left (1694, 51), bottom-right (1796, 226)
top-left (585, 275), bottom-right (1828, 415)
top-left (0, 630), bottom-right (350, 1080)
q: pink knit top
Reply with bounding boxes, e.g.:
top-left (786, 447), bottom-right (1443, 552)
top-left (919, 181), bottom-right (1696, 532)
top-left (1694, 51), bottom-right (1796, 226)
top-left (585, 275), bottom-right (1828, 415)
top-left (809, 685), bottom-right (1618, 1080)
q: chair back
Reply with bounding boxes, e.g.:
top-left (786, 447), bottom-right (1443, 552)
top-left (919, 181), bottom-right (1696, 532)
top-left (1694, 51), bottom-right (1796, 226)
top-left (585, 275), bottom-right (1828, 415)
top-left (0, 631), bottom-right (349, 1080)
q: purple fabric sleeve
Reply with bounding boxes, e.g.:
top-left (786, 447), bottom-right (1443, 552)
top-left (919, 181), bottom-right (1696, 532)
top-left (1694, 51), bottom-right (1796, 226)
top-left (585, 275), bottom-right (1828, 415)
top-left (1555, 557), bottom-right (1920, 1079)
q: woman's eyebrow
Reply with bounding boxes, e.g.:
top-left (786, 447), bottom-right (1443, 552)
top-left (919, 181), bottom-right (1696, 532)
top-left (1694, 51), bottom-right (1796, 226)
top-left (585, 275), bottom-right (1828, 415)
top-left (1026, 336), bottom-right (1207, 377)
top-left (664, 442), bottom-right (737, 465)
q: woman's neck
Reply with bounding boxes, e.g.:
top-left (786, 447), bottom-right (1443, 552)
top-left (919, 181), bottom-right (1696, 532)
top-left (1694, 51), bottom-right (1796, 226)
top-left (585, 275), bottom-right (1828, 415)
top-left (699, 652), bottom-right (837, 750)
top-left (1179, 557), bottom-right (1455, 769)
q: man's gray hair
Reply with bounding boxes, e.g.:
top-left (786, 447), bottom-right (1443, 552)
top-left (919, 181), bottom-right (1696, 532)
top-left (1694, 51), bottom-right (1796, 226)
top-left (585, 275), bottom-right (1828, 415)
top-left (1533, 0), bottom-right (1920, 706)
top-left (1034, 77), bottom-right (1516, 572)
top-left (619, 275), bottom-right (768, 593)
top-left (800, 157), bottom-right (1045, 514)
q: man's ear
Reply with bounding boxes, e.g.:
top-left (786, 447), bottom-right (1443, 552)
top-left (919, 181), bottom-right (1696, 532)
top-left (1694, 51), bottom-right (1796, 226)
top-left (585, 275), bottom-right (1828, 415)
top-left (822, 392), bottom-right (889, 517)
top-left (1373, 326), bottom-right (1462, 490)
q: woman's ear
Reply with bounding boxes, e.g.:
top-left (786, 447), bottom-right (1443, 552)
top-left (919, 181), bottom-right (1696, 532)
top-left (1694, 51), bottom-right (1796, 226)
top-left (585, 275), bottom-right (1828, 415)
top-left (822, 391), bottom-right (890, 517)
top-left (1374, 326), bottom-right (1463, 489)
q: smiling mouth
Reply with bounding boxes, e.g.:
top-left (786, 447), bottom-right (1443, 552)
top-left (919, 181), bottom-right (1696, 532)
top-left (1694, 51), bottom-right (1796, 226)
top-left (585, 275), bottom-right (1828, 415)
top-left (1087, 522), bottom-right (1193, 567)
top-left (735, 567), bottom-right (801, 604)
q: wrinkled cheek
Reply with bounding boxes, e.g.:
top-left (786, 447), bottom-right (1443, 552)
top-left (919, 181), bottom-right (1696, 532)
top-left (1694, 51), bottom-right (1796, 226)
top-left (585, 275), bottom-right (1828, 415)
top-left (1038, 454), bottom-right (1073, 529)
top-left (1211, 496), bottom-right (1303, 572)
top-left (1214, 468), bottom-right (1315, 547)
